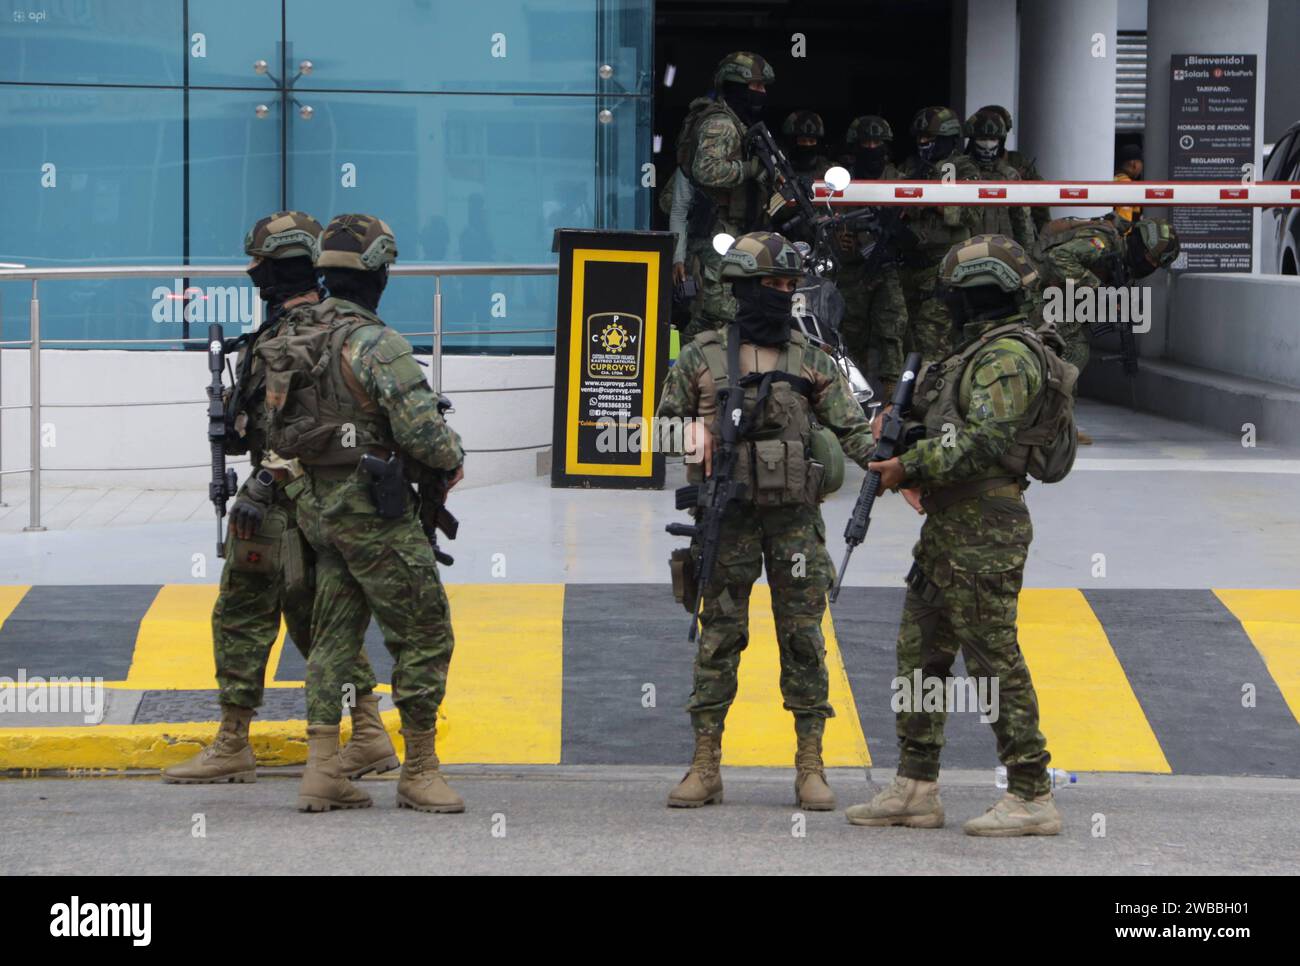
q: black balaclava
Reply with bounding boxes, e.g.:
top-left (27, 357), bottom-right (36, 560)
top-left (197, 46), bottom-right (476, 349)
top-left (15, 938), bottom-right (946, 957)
top-left (791, 141), bottom-right (821, 170)
top-left (247, 255), bottom-right (317, 316)
top-left (942, 285), bottom-right (1019, 340)
top-left (721, 81), bottom-right (765, 126)
top-left (321, 266), bottom-right (389, 313)
top-left (853, 145), bottom-right (889, 179)
top-left (733, 276), bottom-right (793, 346)
top-left (917, 134), bottom-right (958, 166)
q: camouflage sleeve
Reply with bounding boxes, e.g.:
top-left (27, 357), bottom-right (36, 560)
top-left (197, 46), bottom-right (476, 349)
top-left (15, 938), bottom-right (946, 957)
top-left (353, 327), bottom-right (464, 471)
top-left (1046, 237), bottom-right (1105, 290)
top-left (656, 343), bottom-right (705, 421)
top-left (898, 341), bottom-right (1041, 485)
top-left (668, 170), bottom-right (693, 264)
top-left (807, 348), bottom-right (875, 469)
top-left (691, 116), bottom-right (747, 189)
top-left (875, 266), bottom-right (907, 389)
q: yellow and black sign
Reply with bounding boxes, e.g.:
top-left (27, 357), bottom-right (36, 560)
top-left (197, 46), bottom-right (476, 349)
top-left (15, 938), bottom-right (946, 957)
top-left (551, 229), bottom-right (673, 489)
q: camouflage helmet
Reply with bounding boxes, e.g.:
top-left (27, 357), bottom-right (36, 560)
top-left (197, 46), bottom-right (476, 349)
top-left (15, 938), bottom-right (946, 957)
top-left (719, 231), bottom-right (803, 279)
top-left (782, 110), bottom-right (825, 140)
top-left (844, 115), bottom-right (894, 145)
top-left (911, 106), bottom-right (963, 138)
top-left (939, 234), bottom-right (1039, 293)
top-left (1131, 220), bottom-right (1180, 269)
top-left (965, 109), bottom-right (1008, 140)
top-left (979, 104), bottom-right (1014, 132)
top-left (315, 213), bottom-right (398, 271)
top-left (244, 211), bottom-right (322, 260)
top-left (714, 51), bottom-right (775, 88)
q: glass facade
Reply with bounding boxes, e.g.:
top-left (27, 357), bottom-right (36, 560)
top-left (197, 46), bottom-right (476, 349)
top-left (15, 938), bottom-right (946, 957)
top-left (0, 0), bottom-right (652, 351)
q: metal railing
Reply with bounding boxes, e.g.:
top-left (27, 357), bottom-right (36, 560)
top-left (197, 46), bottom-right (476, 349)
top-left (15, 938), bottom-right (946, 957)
top-left (0, 262), bottom-right (559, 531)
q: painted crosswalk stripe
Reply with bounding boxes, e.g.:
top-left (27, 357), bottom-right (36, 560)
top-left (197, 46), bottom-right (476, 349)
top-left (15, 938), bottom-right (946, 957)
top-left (721, 585), bottom-right (871, 768)
top-left (1017, 589), bottom-right (1170, 773)
top-left (0, 586), bottom-right (28, 632)
top-left (437, 584), bottom-right (564, 764)
top-left (124, 585), bottom-right (220, 689)
top-left (1215, 589), bottom-right (1300, 726)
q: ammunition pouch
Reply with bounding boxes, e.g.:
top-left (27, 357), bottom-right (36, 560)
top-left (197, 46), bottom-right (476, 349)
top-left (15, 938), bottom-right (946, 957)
top-left (279, 520), bottom-right (314, 596)
top-left (228, 503), bottom-right (288, 575)
top-left (670, 547), bottom-right (699, 614)
top-left (750, 438), bottom-right (822, 507)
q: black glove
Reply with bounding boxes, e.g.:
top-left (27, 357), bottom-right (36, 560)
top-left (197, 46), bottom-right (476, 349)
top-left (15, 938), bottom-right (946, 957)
top-left (230, 468), bottom-right (275, 540)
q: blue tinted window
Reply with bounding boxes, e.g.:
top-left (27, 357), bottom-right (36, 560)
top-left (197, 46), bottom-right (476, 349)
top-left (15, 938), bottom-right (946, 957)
top-left (286, 0), bottom-right (598, 94)
top-left (0, 86), bottom-right (182, 343)
top-left (188, 0), bottom-right (284, 89)
top-left (290, 92), bottom-right (598, 350)
top-left (0, 0), bottom-right (180, 86)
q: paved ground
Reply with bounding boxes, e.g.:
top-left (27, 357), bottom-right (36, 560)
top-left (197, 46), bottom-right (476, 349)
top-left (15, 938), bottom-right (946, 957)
top-left (1, 768), bottom-right (1296, 875)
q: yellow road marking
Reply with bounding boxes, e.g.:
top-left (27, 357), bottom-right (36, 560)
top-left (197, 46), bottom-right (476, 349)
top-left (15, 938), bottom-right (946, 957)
top-left (123, 585), bottom-right (220, 690)
top-left (1017, 589), bottom-right (1170, 773)
top-left (436, 584), bottom-right (564, 764)
top-left (1215, 590), bottom-right (1300, 726)
top-left (0, 586), bottom-right (29, 632)
top-left (722, 585), bottom-right (871, 768)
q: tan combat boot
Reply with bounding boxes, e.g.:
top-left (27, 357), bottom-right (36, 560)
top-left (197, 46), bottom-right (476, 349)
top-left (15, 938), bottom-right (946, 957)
top-left (297, 725), bottom-right (373, 812)
top-left (161, 705), bottom-right (256, 784)
top-left (396, 728), bottom-right (464, 813)
top-left (667, 732), bottom-right (724, 807)
top-left (1077, 430), bottom-right (1094, 445)
top-left (794, 734), bottom-right (836, 811)
top-left (845, 775), bottom-right (944, 828)
top-left (337, 693), bottom-right (400, 780)
top-left (963, 792), bottom-right (1062, 836)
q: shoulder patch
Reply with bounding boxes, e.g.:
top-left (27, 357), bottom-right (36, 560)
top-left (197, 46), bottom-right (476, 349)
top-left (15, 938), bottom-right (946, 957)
top-left (1088, 237), bottom-right (1107, 251)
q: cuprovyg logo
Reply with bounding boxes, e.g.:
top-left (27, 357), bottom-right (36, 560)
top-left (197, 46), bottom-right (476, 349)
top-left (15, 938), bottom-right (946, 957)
top-left (50, 896), bottom-right (151, 947)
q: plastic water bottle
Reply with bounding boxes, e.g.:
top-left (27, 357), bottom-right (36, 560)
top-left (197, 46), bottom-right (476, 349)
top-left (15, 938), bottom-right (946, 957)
top-left (995, 766), bottom-right (1076, 789)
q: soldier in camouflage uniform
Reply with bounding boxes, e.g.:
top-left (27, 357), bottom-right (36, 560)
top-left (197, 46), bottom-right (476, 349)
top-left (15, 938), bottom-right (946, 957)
top-left (896, 107), bottom-right (985, 364)
top-left (162, 212), bottom-right (392, 786)
top-left (1031, 217), bottom-right (1180, 374)
top-left (257, 214), bottom-right (466, 814)
top-left (679, 51), bottom-right (776, 340)
top-left (845, 235), bottom-right (1061, 836)
top-left (834, 115), bottom-right (908, 396)
top-left (782, 110), bottom-right (832, 181)
top-left (965, 110), bottom-right (1036, 250)
top-left (658, 232), bottom-right (876, 811)
top-left (979, 104), bottom-right (1049, 233)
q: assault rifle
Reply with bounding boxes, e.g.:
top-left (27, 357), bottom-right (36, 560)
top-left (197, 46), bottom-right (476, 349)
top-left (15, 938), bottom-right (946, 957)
top-left (666, 323), bottom-right (749, 642)
top-left (829, 351), bottom-right (925, 602)
top-left (205, 322), bottom-right (240, 558)
top-left (414, 395), bottom-right (460, 566)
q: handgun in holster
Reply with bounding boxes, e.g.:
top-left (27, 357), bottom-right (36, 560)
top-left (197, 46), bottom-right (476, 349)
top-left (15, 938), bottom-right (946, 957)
top-left (359, 452), bottom-right (409, 520)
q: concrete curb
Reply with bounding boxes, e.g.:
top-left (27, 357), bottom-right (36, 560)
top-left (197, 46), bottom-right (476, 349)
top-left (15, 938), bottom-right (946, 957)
top-left (0, 709), bottom-right (404, 773)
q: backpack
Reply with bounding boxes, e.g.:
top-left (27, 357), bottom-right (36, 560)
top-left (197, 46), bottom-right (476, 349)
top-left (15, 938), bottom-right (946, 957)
top-left (254, 299), bottom-right (393, 465)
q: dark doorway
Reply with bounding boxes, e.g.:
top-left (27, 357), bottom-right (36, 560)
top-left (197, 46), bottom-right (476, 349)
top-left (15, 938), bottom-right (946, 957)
top-left (652, 0), bottom-right (953, 226)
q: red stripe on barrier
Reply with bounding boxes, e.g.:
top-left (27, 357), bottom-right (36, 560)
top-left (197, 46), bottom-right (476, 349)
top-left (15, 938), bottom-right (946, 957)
top-left (979, 187), bottom-right (1007, 199)
top-left (1060, 188), bottom-right (1088, 199)
top-left (1145, 187), bottom-right (1174, 199)
top-left (1219, 188), bottom-right (1248, 200)
top-left (895, 186), bottom-right (924, 198)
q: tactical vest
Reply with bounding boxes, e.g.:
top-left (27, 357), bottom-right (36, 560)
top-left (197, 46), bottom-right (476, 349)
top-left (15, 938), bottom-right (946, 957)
top-left (911, 318), bottom-right (1078, 490)
top-left (255, 297), bottom-right (398, 466)
top-left (692, 329), bottom-right (844, 505)
top-left (676, 97), bottom-right (752, 231)
top-left (227, 302), bottom-right (313, 464)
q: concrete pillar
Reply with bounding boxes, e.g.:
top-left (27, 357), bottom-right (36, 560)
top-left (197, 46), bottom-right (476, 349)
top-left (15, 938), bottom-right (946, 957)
top-left (955, 0), bottom-right (1020, 147)
top-left (1018, 0), bottom-right (1118, 219)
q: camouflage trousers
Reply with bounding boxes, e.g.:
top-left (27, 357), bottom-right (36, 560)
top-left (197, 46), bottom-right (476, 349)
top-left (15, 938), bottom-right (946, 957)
top-left (897, 260), bottom-right (956, 364)
top-left (690, 502), bottom-right (835, 739)
top-left (894, 492), bottom-right (1050, 799)
top-left (837, 262), bottom-right (907, 390)
top-left (682, 245), bottom-right (735, 341)
top-left (293, 471), bottom-right (455, 731)
top-left (212, 488), bottom-right (377, 709)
